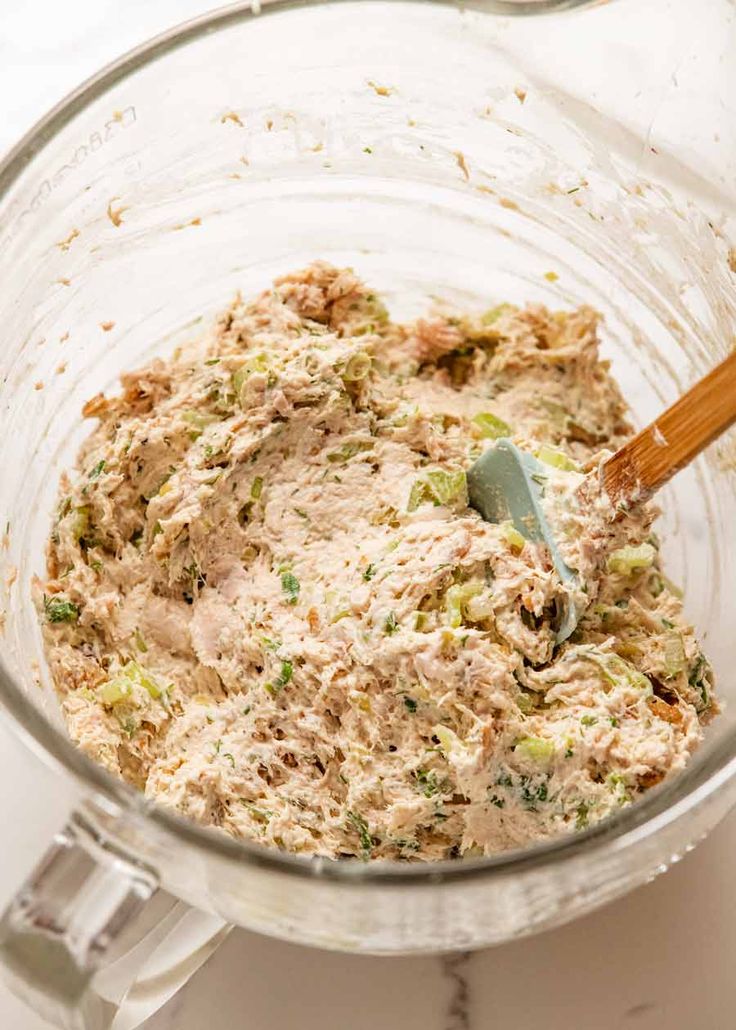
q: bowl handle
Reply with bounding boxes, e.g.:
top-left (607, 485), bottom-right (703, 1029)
top-left (0, 808), bottom-right (230, 1029)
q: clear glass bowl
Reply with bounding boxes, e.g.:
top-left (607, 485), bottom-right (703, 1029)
top-left (0, 1), bottom-right (735, 1027)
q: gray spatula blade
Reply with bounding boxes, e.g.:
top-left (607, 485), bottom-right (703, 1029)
top-left (467, 439), bottom-right (579, 642)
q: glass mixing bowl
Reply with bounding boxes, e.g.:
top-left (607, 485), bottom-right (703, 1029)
top-left (0, 1), bottom-right (734, 1027)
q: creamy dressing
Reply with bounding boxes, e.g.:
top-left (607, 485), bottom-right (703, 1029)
top-left (39, 263), bottom-right (715, 860)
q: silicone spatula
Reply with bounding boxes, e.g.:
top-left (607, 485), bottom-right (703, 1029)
top-left (467, 350), bottom-right (736, 642)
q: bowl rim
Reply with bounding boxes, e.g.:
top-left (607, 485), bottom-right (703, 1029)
top-left (0, 0), bottom-right (732, 889)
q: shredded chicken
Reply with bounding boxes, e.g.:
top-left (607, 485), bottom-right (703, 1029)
top-left (39, 263), bottom-right (715, 860)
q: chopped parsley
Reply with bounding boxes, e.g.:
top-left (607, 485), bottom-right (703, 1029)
top-left (384, 611), bottom-right (399, 635)
top-left (44, 595), bottom-right (79, 624)
top-left (362, 563), bottom-right (377, 581)
top-left (281, 572), bottom-right (300, 605)
top-left (346, 810), bottom-right (373, 857)
top-left (265, 659), bottom-right (293, 697)
top-left (277, 660), bottom-right (293, 687)
top-left (413, 768), bottom-right (441, 797)
top-left (520, 775), bottom-right (549, 810)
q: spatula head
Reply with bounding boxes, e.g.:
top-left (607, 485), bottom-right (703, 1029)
top-left (467, 439), bottom-right (579, 642)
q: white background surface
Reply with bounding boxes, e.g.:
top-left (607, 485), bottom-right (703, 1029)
top-left (1, 3), bottom-right (736, 1028)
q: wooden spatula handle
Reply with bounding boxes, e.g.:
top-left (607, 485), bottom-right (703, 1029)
top-left (602, 349), bottom-right (736, 508)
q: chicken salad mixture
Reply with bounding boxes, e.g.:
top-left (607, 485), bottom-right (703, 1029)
top-left (40, 263), bottom-right (715, 860)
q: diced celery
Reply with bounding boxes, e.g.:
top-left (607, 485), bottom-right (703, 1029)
top-left (499, 520), bottom-right (525, 553)
top-left (514, 737), bottom-right (555, 764)
top-left (535, 444), bottom-right (579, 472)
top-left (517, 691), bottom-right (534, 714)
top-left (480, 303), bottom-right (513, 326)
top-left (130, 662), bottom-right (164, 699)
top-left (407, 469), bottom-right (467, 511)
top-left (70, 506), bottom-right (91, 542)
top-left (350, 691), bottom-right (372, 713)
top-left (663, 631), bottom-right (686, 678)
top-left (232, 365), bottom-right (248, 397)
top-left (251, 476), bottom-right (264, 500)
top-left (433, 724), bottom-right (464, 756)
top-left (232, 353), bottom-right (272, 406)
top-left (100, 677), bottom-right (133, 706)
top-left (426, 469), bottom-right (467, 505)
top-left (326, 441), bottom-right (374, 464)
top-left (606, 543), bottom-right (656, 575)
top-left (350, 293), bottom-right (390, 335)
top-left (407, 480), bottom-right (428, 512)
top-left (472, 412), bottom-right (512, 440)
top-left (445, 582), bottom-right (483, 628)
top-left (465, 591), bottom-right (494, 622)
top-left (181, 410), bottom-right (220, 431)
top-left (341, 352), bottom-right (372, 382)
top-left (99, 660), bottom-right (165, 706)
top-left (662, 574), bottom-right (684, 599)
top-left (445, 586), bottom-right (464, 629)
top-left (413, 611), bottom-right (428, 631)
top-left (574, 646), bottom-right (651, 694)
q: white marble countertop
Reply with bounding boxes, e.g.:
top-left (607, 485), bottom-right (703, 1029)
top-left (1, 4), bottom-right (735, 1029)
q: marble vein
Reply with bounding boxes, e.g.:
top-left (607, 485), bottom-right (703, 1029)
top-left (441, 952), bottom-right (472, 1030)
